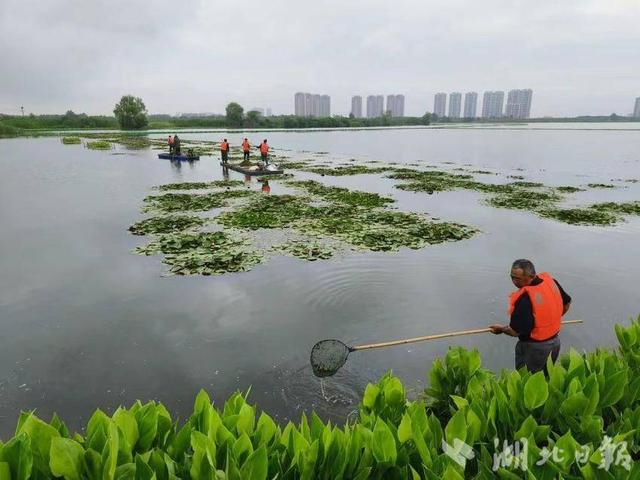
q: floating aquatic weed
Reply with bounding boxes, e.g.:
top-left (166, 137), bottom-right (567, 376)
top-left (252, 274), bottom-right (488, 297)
top-left (143, 190), bottom-right (256, 213)
top-left (135, 231), bottom-right (245, 255)
top-left (587, 183), bottom-right (616, 189)
top-left (86, 140), bottom-right (112, 150)
top-left (128, 215), bottom-right (207, 235)
top-left (591, 201), bottom-right (640, 216)
top-left (287, 180), bottom-right (394, 208)
top-left (277, 240), bottom-right (335, 261)
top-left (155, 180), bottom-right (244, 191)
top-left (217, 194), bottom-right (316, 229)
top-left (485, 191), bottom-right (562, 211)
top-left (163, 247), bottom-right (263, 275)
top-left (301, 165), bottom-right (392, 176)
top-left (539, 207), bottom-right (620, 226)
top-left (468, 170), bottom-right (496, 175)
top-left (508, 175), bottom-right (526, 180)
top-left (556, 186), bottom-right (585, 193)
top-left (61, 136), bottom-right (81, 144)
top-left (508, 181), bottom-right (544, 188)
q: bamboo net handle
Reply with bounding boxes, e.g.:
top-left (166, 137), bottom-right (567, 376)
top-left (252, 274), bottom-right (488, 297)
top-left (350, 319), bottom-right (583, 352)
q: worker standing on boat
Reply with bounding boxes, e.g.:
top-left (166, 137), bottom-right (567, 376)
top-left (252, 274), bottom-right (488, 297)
top-left (241, 138), bottom-right (251, 163)
top-left (220, 138), bottom-right (229, 164)
top-left (489, 259), bottom-right (572, 373)
top-left (259, 139), bottom-right (270, 165)
top-left (168, 135), bottom-right (174, 154)
top-left (173, 134), bottom-right (181, 155)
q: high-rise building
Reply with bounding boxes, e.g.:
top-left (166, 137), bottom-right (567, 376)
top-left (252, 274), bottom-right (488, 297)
top-left (320, 95), bottom-right (331, 117)
top-left (482, 91), bottom-right (505, 118)
top-left (633, 97), bottom-right (640, 118)
top-left (434, 93), bottom-right (447, 117)
top-left (505, 89), bottom-right (533, 119)
top-left (463, 92), bottom-right (478, 118)
top-left (386, 95), bottom-right (396, 116)
top-left (394, 94), bottom-right (405, 117)
top-left (304, 93), bottom-right (312, 117)
top-left (266, 108), bottom-right (272, 117)
top-left (351, 96), bottom-right (362, 118)
top-left (366, 95), bottom-right (384, 118)
top-left (294, 92), bottom-right (306, 116)
top-left (312, 94), bottom-right (321, 117)
top-left (448, 92), bottom-right (462, 119)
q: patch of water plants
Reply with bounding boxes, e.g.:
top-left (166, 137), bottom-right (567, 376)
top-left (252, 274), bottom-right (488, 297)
top-left (61, 136), bottom-right (81, 145)
top-left (155, 180), bottom-right (244, 191)
top-left (128, 215), bottom-right (207, 235)
top-left (301, 165), bottom-right (393, 176)
top-left (86, 140), bottom-right (112, 150)
top-left (587, 183), bottom-right (616, 189)
top-left (538, 207), bottom-right (620, 226)
top-left (143, 190), bottom-right (256, 213)
top-left (286, 180), bottom-right (394, 208)
top-left (277, 239), bottom-right (335, 261)
top-left (163, 247), bottom-right (263, 275)
top-left (2, 317), bottom-right (640, 479)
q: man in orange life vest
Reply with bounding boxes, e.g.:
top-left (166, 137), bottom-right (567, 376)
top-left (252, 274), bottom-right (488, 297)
top-left (259, 139), bottom-right (269, 165)
top-left (167, 135), bottom-right (174, 154)
top-left (220, 138), bottom-right (229, 164)
top-left (489, 259), bottom-right (572, 373)
top-left (241, 138), bottom-right (251, 163)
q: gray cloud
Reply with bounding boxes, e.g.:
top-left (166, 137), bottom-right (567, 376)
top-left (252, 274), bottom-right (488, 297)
top-left (1, 0), bottom-right (638, 116)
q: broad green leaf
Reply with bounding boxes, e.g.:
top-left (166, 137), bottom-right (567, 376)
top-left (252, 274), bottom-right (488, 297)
top-left (600, 370), bottom-right (626, 407)
top-left (49, 437), bottom-right (84, 480)
top-left (445, 410), bottom-right (467, 444)
top-left (135, 403), bottom-right (159, 452)
top-left (239, 446), bottom-right (267, 480)
top-left (135, 455), bottom-right (155, 480)
top-left (113, 409), bottom-right (139, 454)
top-left (1, 433), bottom-right (32, 480)
top-left (114, 463), bottom-right (136, 480)
top-left (382, 376), bottom-right (405, 407)
top-left (236, 404), bottom-right (255, 436)
top-left (255, 412), bottom-right (277, 446)
top-left (0, 462), bottom-right (10, 480)
top-left (524, 372), bottom-right (548, 410)
top-left (371, 419), bottom-right (397, 465)
top-left (559, 392), bottom-right (589, 417)
top-left (17, 413), bottom-right (60, 476)
top-left (362, 384), bottom-right (379, 410)
top-left (397, 413), bottom-right (412, 443)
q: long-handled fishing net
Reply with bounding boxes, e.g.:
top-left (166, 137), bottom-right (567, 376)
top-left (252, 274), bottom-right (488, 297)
top-left (310, 319), bottom-right (583, 377)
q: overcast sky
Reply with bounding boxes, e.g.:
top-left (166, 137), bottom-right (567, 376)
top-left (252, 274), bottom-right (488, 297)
top-left (1, 0), bottom-right (639, 117)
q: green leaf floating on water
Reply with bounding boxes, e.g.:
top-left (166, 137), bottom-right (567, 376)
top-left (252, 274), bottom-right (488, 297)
top-left (524, 372), bottom-right (549, 410)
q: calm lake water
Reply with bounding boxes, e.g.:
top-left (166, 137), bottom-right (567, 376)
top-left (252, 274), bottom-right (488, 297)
top-left (1, 124), bottom-right (639, 437)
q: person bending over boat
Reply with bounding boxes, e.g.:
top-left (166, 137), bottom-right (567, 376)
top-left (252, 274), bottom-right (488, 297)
top-left (173, 134), bottom-right (181, 155)
top-left (220, 138), bottom-right (229, 164)
top-left (489, 259), bottom-right (572, 373)
top-left (168, 135), bottom-right (174, 154)
top-left (259, 139), bottom-right (269, 165)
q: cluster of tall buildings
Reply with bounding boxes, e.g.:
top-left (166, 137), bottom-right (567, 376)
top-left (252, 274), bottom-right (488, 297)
top-left (434, 89), bottom-right (533, 119)
top-left (294, 92), bottom-right (331, 117)
top-left (350, 94), bottom-right (404, 118)
top-left (634, 97), bottom-right (640, 118)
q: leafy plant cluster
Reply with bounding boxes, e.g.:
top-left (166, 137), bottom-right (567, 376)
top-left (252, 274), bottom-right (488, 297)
top-left (61, 137), bottom-right (81, 145)
top-left (86, 141), bottom-right (113, 151)
top-left (143, 191), bottom-right (256, 214)
top-left (276, 240), bottom-right (335, 261)
top-left (299, 165), bottom-right (393, 177)
top-left (155, 181), bottom-right (244, 192)
top-left (286, 180), bottom-right (394, 208)
top-left (128, 216), bottom-right (207, 236)
top-left (163, 247), bottom-right (263, 276)
top-left (2, 318), bottom-right (640, 479)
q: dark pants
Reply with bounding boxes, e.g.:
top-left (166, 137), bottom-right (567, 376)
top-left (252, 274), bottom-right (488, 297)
top-left (169, 145), bottom-right (174, 154)
top-left (243, 151), bottom-right (250, 161)
top-left (221, 151), bottom-right (228, 163)
top-left (261, 153), bottom-right (268, 165)
top-left (515, 336), bottom-right (561, 373)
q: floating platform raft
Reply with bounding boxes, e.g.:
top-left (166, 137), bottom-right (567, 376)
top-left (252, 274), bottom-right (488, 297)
top-left (158, 153), bottom-right (200, 161)
top-left (221, 163), bottom-right (284, 176)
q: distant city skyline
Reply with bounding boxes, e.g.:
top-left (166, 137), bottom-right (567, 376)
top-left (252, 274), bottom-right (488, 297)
top-left (634, 98), bottom-right (640, 118)
top-left (505, 89), bottom-right (533, 119)
top-left (482, 91), bottom-right (505, 118)
top-left (385, 94), bottom-right (405, 117)
top-left (366, 95), bottom-right (384, 118)
top-left (351, 96), bottom-right (362, 118)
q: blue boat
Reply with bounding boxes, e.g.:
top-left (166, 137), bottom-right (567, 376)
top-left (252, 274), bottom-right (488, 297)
top-left (158, 153), bottom-right (200, 161)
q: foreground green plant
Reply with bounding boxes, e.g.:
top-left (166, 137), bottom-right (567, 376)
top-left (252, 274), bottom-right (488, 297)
top-left (2, 317), bottom-right (639, 479)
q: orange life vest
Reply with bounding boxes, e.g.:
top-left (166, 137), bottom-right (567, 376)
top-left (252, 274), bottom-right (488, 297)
top-left (260, 143), bottom-right (269, 155)
top-left (242, 140), bottom-right (250, 152)
top-left (508, 272), bottom-right (563, 341)
top-left (220, 141), bottom-right (229, 152)
top-left (168, 137), bottom-right (174, 145)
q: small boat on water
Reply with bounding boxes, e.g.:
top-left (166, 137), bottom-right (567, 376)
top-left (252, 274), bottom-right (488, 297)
top-left (158, 153), bottom-right (200, 161)
top-left (221, 163), bottom-right (284, 175)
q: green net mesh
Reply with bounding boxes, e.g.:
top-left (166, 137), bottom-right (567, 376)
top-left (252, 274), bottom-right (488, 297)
top-left (310, 339), bottom-right (350, 377)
